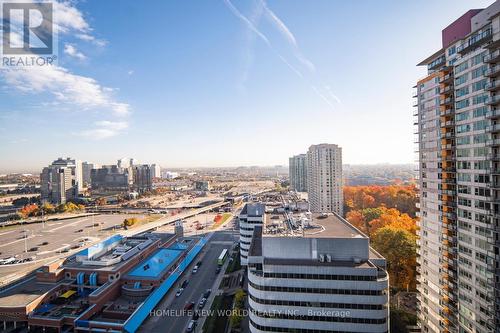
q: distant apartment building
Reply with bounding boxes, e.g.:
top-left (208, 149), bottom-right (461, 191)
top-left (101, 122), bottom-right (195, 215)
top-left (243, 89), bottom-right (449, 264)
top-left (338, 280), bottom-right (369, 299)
top-left (91, 165), bottom-right (130, 191)
top-left (289, 154), bottom-right (307, 192)
top-left (132, 164), bottom-right (153, 193)
top-left (162, 171), bottom-right (179, 179)
top-left (151, 164), bottom-right (161, 178)
top-left (239, 203), bottom-right (265, 266)
top-left (246, 213), bottom-right (389, 333)
top-left (82, 162), bottom-right (96, 187)
top-left (415, 3), bottom-right (500, 332)
top-left (117, 157), bottom-right (136, 169)
top-left (40, 158), bottom-right (83, 204)
top-left (195, 180), bottom-right (211, 191)
top-left (306, 144), bottom-right (343, 215)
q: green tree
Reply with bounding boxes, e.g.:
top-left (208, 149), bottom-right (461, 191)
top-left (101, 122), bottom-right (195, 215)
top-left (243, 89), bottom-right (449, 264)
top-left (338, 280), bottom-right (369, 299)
top-left (371, 226), bottom-right (416, 290)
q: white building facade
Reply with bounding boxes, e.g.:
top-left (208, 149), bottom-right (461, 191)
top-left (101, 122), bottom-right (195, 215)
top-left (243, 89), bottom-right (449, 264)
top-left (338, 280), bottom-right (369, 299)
top-left (239, 203), bottom-right (265, 266)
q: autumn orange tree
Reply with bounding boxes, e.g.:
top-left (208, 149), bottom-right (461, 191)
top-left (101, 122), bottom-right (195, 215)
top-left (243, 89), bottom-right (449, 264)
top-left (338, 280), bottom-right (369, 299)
top-left (344, 184), bottom-right (418, 290)
top-left (371, 226), bottom-right (416, 290)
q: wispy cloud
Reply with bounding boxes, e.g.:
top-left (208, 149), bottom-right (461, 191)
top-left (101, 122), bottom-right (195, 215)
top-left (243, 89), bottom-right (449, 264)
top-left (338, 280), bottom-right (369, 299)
top-left (0, 0), bottom-right (130, 138)
top-left (77, 120), bottom-right (129, 140)
top-left (64, 43), bottom-right (86, 60)
top-left (223, 0), bottom-right (340, 109)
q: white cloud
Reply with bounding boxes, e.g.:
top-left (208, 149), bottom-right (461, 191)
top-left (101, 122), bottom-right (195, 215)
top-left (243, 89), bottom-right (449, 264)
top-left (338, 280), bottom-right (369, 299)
top-left (78, 120), bottom-right (129, 140)
top-left (128, 70), bottom-right (134, 75)
top-left (2, 65), bottom-right (130, 116)
top-left (64, 43), bottom-right (86, 60)
top-left (0, 0), bottom-right (131, 139)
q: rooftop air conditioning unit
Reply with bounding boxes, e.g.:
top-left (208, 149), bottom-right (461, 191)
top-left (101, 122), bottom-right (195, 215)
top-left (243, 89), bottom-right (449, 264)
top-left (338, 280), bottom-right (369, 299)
top-left (319, 254), bottom-right (325, 262)
top-left (353, 257), bottom-right (361, 264)
top-left (326, 254), bottom-right (332, 262)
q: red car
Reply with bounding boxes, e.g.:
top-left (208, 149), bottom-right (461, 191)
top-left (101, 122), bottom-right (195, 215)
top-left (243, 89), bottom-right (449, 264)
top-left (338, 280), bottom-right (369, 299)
top-left (184, 302), bottom-right (195, 311)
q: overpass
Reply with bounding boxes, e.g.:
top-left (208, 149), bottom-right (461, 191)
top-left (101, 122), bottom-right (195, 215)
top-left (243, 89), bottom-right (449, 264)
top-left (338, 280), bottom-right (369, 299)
top-left (121, 201), bottom-right (228, 236)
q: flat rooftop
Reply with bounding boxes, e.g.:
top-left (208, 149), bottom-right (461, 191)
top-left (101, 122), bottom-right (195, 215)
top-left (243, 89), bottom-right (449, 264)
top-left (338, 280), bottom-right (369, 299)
top-left (0, 277), bottom-right (56, 307)
top-left (264, 212), bottom-right (367, 239)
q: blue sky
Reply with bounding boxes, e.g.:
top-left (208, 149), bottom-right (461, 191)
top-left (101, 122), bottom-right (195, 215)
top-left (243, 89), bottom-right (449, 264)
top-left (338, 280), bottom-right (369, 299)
top-left (0, 0), bottom-right (495, 172)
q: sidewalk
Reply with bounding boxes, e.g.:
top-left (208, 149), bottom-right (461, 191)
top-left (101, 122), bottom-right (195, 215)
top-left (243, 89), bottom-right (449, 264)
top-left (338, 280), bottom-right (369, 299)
top-left (196, 250), bottom-right (233, 332)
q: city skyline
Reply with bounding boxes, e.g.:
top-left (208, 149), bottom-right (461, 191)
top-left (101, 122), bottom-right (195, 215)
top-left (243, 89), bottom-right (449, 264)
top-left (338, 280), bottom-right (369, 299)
top-left (1, 0), bottom-right (495, 173)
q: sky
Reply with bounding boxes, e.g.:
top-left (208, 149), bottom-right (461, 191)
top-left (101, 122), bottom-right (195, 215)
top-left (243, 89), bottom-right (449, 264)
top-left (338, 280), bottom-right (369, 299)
top-left (0, 0), bottom-right (496, 173)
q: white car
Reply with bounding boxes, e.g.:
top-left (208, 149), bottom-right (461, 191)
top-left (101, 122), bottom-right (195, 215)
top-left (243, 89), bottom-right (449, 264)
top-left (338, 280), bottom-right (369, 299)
top-left (176, 288), bottom-right (184, 297)
top-left (192, 266), bottom-right (198, 274)
top-left (198, 297), bottom-right (207, 309)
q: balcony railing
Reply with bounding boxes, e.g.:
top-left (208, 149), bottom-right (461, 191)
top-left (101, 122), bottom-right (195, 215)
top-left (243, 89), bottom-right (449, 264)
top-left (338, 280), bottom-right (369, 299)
top-left (486, 139), bottom-right (500, 146)
top-left (486, 65), bottom-right (500, 77)
top-left (457, 27), bottom-right (493, 54)
top-left (485, 50), bottom-right (500, 63)
top-left (486, 124), bottom-right (500, 132)
top-left (486, 95), bottom-right (500, 106)
top-left (485, 80), bottom-right (500, 92)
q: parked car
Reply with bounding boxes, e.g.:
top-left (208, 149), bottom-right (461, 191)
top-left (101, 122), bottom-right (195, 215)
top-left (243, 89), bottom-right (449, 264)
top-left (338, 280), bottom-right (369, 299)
top-left (176, 288), bottom-right (184, 297)
top-left (41, 241), bottom-right (49, 246)
top-left (76, 229), bottom-right (84, 233)
top-left (186, 320), bottom-right (196, 332)
top-left (215, 267), bottom-right (221, 274)
top-left (181, 280), bottom-right (189, 288)
top-left (192, 266), bottom-right (198, 274)
top-left (203, 289), bottom-right (211, 298)
top-left (28, 247), bottom-right (39, 252)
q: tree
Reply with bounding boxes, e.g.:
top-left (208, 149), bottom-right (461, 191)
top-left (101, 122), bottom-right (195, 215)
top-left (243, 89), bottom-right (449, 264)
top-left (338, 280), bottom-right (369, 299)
top-left (371, 226), bottom-right (416, 290)
top-left (18, 203), bottom-right (39, 218)
top-left (41, 202), bottom-right (55, 214)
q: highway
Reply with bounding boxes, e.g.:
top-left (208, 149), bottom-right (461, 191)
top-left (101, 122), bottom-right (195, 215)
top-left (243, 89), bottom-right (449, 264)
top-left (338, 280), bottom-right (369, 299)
top-left (138, 231), bottom-right (237, 333)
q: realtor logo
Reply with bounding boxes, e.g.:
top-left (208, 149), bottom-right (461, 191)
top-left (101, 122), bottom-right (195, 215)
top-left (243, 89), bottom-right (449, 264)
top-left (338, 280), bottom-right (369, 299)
top-left (1, 1), bottom-right (57, 67)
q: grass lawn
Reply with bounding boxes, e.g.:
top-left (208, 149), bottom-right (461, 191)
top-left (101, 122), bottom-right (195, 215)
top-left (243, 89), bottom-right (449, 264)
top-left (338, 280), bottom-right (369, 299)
top-left (210, 213), bottom-right (232, 230)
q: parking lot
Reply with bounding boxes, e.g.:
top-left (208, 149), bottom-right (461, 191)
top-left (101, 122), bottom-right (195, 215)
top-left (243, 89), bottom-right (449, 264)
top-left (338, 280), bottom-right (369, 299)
top-left (0, 214), bottom-right (144, 282)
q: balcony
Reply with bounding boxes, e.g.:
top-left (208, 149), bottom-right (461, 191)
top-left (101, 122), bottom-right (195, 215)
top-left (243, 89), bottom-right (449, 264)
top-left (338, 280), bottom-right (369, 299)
top-left (486, 139), bottom-right (500, 146)
top-left (487, 153), bottom-right (500, 161)
top-left (440, 85), bottom-right (452, 95)
top-left (485, 50), bottom-right (500, 63)
top-left (486, 65), bottom-right (500, 78)
top-left (486, 124), bottom-right (500, 133)
top-left (486, 80), bottom-right (500, 92)
top-left (428, 55), bottom-right (446, 71)
top-left (440, 97), bottom-right (454, 106)
top-left (440, 108), bottom-right (454, 116)
top-left (486, 109), bottom-right (500, 119)
top-left (486, 95), bottom-right (500, 106)
top-left (439, 74), bottom-right (453, 84)
top-left (441, 120), bottom-right (455, 128)
top-left (458, 28), bottom-right (493, 54)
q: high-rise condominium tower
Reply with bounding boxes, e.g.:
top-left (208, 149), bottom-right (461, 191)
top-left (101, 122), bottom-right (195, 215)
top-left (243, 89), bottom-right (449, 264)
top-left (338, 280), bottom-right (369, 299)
top-left (415, 3), bottom-right (500, 332)
top-left (289, 154), bottom-right (308, 192)
top-left (306, 144), bottom-right (343, 215)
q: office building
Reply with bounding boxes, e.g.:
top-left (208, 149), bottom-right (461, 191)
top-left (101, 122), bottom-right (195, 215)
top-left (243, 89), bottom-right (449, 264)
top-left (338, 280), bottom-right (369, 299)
top-left (91, 165), bottom-right (130, 191)
top-left (239, 203), bottom-right (265, 266)
top-left (306, 144), bottom-right (343, 215)
top-left (246, 211), bottom-right (389, 333)
top-left (132, 164), bottom-right (153, 193)
top-left (289, 154), bottom-right (307, 192)
top-left (40, 158), bottom-right (82, 204)
top-left (415, 3), bottom-right (500, 332)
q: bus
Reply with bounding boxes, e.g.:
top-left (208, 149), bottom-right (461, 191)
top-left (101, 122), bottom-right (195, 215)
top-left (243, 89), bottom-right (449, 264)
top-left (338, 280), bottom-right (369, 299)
top-left (217, 248), bottom-right (228, 266)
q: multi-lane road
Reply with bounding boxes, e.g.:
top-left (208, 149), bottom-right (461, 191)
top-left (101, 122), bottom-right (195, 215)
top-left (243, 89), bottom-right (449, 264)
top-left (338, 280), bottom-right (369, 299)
top-left (139, 230), bottom-right (238, 333)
